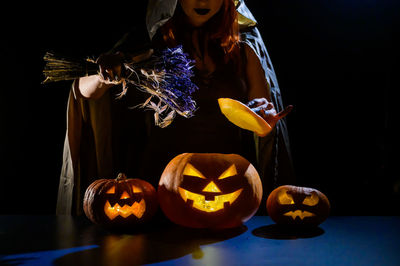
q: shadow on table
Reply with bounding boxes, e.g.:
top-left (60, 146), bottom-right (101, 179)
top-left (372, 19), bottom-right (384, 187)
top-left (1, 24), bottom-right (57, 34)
top-left (53, 218), bottom-right (247, 265)
top-left (252, 224), bottom-right (324, 240)
top-left (0, 214), bottom-right (247, 265)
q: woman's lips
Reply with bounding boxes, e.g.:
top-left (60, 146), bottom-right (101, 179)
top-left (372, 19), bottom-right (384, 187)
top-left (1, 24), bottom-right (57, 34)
top-left (194, 8), bottom-right (211, 15)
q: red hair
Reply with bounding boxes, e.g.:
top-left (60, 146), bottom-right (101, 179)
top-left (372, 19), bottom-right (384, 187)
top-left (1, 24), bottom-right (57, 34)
top-left (160, 0), bottom-right (240, 65)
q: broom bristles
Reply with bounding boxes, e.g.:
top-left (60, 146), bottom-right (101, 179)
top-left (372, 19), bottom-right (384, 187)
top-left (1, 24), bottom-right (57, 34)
top-left (42, 52), bottom-right (98, 84)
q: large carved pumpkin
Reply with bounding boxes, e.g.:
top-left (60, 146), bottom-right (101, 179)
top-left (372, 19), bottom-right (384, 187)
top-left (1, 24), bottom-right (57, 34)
top-left (158, 153), bottom-right (263, 228)
top-left (83, 173), bottom-right (158, 228)
top-left (266, 185), bottom-right (330, 227)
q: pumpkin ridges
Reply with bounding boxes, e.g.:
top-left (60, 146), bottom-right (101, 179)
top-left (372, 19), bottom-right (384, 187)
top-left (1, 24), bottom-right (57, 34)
top-left (83, 179), bottom-right (102, 221)
top-left (84, 179), bottom-right (113, 223)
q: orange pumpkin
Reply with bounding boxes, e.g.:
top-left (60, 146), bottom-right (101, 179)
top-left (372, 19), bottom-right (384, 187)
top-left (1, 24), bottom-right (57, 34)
top-left (267, 185), bottom-right (330, 227)
top-left (83, 173), bottom-right (158, 228)
top-left (158, 153), bottom-right (263, 228)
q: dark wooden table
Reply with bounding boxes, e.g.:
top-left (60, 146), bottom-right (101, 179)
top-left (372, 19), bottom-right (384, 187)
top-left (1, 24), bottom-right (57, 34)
top-left (1, 215), bottom-right (399, 265)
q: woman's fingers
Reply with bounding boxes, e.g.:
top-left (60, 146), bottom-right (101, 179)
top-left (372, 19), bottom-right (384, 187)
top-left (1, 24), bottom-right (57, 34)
top-left (113, 65), bottom-right (122, 81)
top-left (99, 68), bottom-right (122, 84)
top-left (97, 52), bottom-right (124, 82)
top-left (246, 98), bottom-right (294, 129)
top-left (248, 98), bottom-right (270, 114)
top-left (277, 105), bottom-right (294, 119)
top-left (99, 66), bottom-right (108, 81)
top-left (106, 69), bottom-right (114, 81)
top-left (251, 103), bottom-right (269, 113)
top-left (259, 105), bottom-right (293, 129)
top-left (247, 98), bottom-right (267, 108)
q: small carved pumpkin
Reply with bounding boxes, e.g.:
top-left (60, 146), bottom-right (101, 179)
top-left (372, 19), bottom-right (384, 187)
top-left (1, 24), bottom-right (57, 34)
top-left (266, 185), bottom-right (330, 226)
top-left (158, 153), bottom-right (263, 228)
top-left (83, 173), bottom-right (158, 228)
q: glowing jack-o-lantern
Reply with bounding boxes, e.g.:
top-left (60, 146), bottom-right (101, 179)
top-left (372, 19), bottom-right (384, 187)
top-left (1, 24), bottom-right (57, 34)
top-left (266, 185), bottom-right (330, 227)
top-left (158, 153), bottom-right (263, 228)
top-left (83, 173), bottom-right (158, 228)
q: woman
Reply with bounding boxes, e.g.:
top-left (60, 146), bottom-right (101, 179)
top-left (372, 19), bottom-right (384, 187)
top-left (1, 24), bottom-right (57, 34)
top-left (56, 0), bottom-right (294, 215)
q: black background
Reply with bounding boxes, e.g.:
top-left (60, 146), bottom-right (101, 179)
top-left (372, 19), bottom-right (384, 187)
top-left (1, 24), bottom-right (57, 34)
top-left (1, 0), bottom-right (399, 215)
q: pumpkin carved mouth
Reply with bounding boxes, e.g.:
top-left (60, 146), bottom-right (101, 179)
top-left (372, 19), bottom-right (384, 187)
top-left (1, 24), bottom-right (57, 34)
top-left (284, 210), bottom-right (315, 220)
top-left (178, 187), bottom-right (243, 212)
top-left (104, 199), bottom-right (146, 220)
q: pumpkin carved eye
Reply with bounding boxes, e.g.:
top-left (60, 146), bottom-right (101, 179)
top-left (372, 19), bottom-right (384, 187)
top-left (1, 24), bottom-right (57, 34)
top-left (132, 185), bottom-right (143, 193)
top-left (183, 163), bottom-right (206, 179)
top-left (106, 186), bottom-right (116, 194)
top-left (302, 192), bottom-right (319, 206)
top-left (277, 189), bottom-right (295, 205)
top-left (218, 164), bottom-right (237, 179)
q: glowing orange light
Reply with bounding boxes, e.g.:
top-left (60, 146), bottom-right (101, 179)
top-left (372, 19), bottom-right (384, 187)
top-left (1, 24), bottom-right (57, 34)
top-left (120, 191), bottom-right (130, 199)
top-left (284, 210), bottom-right (315, 220)
top-left (178, 187), bottom-right (243, 212)
top-left (106, 186), bottom-right (115, 194)
top-left (302, 193), bottom-right (320, 206)
top-left (132, 185), bottom-right (143, 193)
top-left (183, 163), bottom-right (206, 179)
top-left (277, 189), bottom-right (295, 205)
top-left (104, 200), bottom-right (146, 220)
top-left (218, 164), bottom-right (237, 179)
top-left (202, 181), bottom-right (222, 193)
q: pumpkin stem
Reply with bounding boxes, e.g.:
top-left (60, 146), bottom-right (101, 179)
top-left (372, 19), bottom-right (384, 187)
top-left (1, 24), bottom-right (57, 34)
top-left (116, 173), bottom-right (127, 181)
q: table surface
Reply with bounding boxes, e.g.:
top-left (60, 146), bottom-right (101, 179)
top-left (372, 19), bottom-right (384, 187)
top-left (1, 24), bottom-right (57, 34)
top-left (0, 215), bottom-right (399, 266)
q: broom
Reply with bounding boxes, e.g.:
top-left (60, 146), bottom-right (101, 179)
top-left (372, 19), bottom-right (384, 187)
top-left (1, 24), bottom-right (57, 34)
top-left (42, 46), bottom-right (198, 128)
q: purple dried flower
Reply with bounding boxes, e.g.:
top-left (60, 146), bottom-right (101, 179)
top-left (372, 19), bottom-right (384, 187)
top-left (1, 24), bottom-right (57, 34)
top-left (124, 45), bottom-right (199, 127)
top-left (156, 46), bottom-right (198, 115)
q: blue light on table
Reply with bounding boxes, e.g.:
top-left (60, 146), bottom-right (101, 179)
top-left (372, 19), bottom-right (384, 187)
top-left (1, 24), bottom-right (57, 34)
top-left (0, 245), bottom-right (99, 266)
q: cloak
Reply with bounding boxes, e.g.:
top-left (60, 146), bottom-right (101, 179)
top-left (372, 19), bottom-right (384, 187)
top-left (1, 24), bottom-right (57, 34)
top-left (56, 0), bottom-right (295, 215)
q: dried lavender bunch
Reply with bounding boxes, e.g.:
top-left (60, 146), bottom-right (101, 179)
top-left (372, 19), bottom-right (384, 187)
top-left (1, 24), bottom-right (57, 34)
top-left (42, 45), bottom-right (198, 128)
top-left (124, 46), bottom-right (198, 127)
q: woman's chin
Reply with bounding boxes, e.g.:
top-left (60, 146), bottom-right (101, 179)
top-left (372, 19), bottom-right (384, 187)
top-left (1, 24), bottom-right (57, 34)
top-left (188, 15), bottom-right (212, 27)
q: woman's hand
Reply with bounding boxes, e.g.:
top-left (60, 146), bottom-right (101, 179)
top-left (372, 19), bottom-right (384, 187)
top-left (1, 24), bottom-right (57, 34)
top-left (247, 98), bottom-right (293, 128)
top-left (96, 52), bottom-right (125, 84)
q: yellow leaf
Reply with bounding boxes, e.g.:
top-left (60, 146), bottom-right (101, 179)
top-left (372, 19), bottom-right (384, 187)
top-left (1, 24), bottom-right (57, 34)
top-left (218, 98), bottom-right (272, 137)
